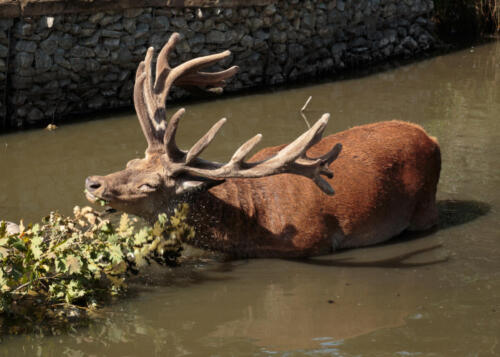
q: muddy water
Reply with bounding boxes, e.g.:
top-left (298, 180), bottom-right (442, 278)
top-left (1, 39), bottom-right (499, 356)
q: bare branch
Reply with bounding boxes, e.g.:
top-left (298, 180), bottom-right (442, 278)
top-left (300, 96), bottom-right (312, 129)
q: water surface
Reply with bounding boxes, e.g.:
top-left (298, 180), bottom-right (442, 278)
top-left (0, 40), bottom-right (499, 356)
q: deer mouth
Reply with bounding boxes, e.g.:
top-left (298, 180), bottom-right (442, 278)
top-left (85, 189), bottom-right (110, 206)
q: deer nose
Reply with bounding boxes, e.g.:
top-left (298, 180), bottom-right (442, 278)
top-left (85, 177), bottom-right (102, 191)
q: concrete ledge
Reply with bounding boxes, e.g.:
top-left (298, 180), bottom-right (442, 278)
top-left (0, 0), bottom-right (274, 18)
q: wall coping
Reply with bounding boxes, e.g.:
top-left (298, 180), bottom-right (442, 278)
top-left (0, 0), bottom-right (274, 18)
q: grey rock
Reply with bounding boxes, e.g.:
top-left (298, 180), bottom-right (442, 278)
top-left (54, 52), bottom-right (71, 69)
top-left (270, 29), bottom-right (287, 43)
top-left (82, 31), bottom-right (101, 47)
top-left (255, 30), bottom-right (270, 41)
top-left (176, 40), bottom-right (191, 54)
top-left (35, 50), bottom-right (52, 71)
top-left (101, 30), bottom-right (122, 38)
top-left (60, 34), bottom-right (74, 50)
top-left (190, 20), bottom-right (203, 32)
top-left (100, 15), bottom-right (121, 27)
top-left (80, 28), bottom-right (95, 37)
top-left (264, 4), bottom-right (277, 16)
top-left (351, 37), bottom-right (368, 47)
top-left (104, 38), bottom-right (120, 50)
top-left (89, 13), bottom-right (105, 24)
top-left (384, 29), bottom-right (398, 43)
top-left (122, 35), bottom-right (135, 49)
top-left (401, 36), bottom-right (418, 50)
top-left (302, 13), bottom-right (316, 29)
top-left (27, 108), bottom-right (44, 121)
top-left (241, 34), bottom-right (254, 48)
top-left (171, 17), bottom-right (187, 29)
top-left (379, 37), bottom-right (390, 47)
top-left (331, 42), bottom-right (346, 54)
top-left (288, 43), bottom-right (304, 58)
top-left (70, 57), bottom-right (86, 72)
top-left (14, 52), bottom-right (34, 68)
top-left (88, 95), bottom-right (106, 109)
top-left (154, 16), bottom-right (170, 30)
top-left (134, 23), bottom-right (149, 39)
top-left (86, 59), bottom-right (100, 72)
top-left (44, 80), bottom-right (59, 91)
top-left (137, 14), bottom-right (153, 24)
top-left (215, 23), bottom-right (228, 32)
top-left (251, 18), bottom-right (264, 31)
top-left (16, 107), bottom-right (28, 118)
top-left (207, 30), bottom-right (225, 44)
top-left (15, 41), bottom-right (37, 53)
top-left (108, 22), bottom-right (124, 31)
top-left (189, 33), bottom-right (205, 47)
top-left (337, 0), bottom-right (345, 11)
top-left (95, 45), bottom-right (110, 58)
top-left (225, 30), bottom-right (240, 45)
top-left (123, 18), bottom-right (136, 34)
top-left (40, 34), bottom-right (59, 55)
top-left (71, 45), bottom-right (94, 58)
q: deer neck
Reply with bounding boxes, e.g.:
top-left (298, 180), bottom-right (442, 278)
top-left (181, 178), bottom-right (286, 257)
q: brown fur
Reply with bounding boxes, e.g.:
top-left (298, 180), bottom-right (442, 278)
top-left (86, 120), bottom-right (440, 258)
top-left (179, 120), bottom-right (441, 258)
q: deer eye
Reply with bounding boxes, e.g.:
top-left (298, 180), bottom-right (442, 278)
top-left (138, 183), bottom-right (158, 192)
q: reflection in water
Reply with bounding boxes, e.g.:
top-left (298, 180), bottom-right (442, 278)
top-left (0, 40), bottom-right (499, 356)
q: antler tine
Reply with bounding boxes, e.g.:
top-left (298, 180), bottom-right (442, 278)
top-left (134, 69), bottom-right (161, 152)
top-left (154, 32), bottom-right (178, 93)
top-left (143, 47), bottom-right (157, 121)
top-left (229, 134), bottom-right (263, 165)
top-left (175, 66), bottom-right (240, 89)
top-left (173, 114), bottom-right (342, 195)
top-left (163, 108), bottom-right (186, 161)
top-left (185, 118), bottom-right (227, 164)
top-left (160, 51), bottom-right (236, 104)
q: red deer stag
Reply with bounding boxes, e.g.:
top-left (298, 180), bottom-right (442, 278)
top-left (85, 33), bottom-right (441, 258)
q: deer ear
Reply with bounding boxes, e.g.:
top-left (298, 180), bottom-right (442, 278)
top-left (175, 176), bottom-right (225, 195)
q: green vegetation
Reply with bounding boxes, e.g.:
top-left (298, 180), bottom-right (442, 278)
top-left (0, 204), bottom-right (194, 334)
top-left (434, 0), bottom-right (500, 36)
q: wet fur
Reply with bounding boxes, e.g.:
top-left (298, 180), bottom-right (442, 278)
top-left (186, 121), bottom-right (441, 258)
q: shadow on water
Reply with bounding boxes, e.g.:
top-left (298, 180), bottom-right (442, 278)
top-left (296, 244), bottom-right (447, 269)
top-left (436, 199), bottom-right (491, 230)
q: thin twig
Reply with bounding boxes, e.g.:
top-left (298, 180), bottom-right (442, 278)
top-left (300, 96), bottom-right (312, 129)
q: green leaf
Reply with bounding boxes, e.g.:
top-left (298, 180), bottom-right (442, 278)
top-left (158, 213), bottom-right (167, 225)
top-left (66, 254), bottom-right (82, 275)
top-left (11, 239), bottom-right (27, 252)
top-left (134, 228), bottom-right (149, 246)
top-left (30, 235), bottom-right (43, 260)
top-left (108, 244), bottom-right (123, 265)
top-left (100, 222), bottom-right (113, 234)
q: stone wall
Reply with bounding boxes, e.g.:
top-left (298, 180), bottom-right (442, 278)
top-left (0, 0), bottom-right (435, 130)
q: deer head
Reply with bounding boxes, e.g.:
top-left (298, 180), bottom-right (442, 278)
top-left (85, 33), bottom-right (342, 220)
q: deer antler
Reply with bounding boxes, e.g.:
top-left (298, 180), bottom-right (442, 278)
top-left (163, 112), bottom-right (342, 195)
top-left (135, 33), bottom-right (341, 195)
top-left (134, 32), bottom-right (239, 155)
